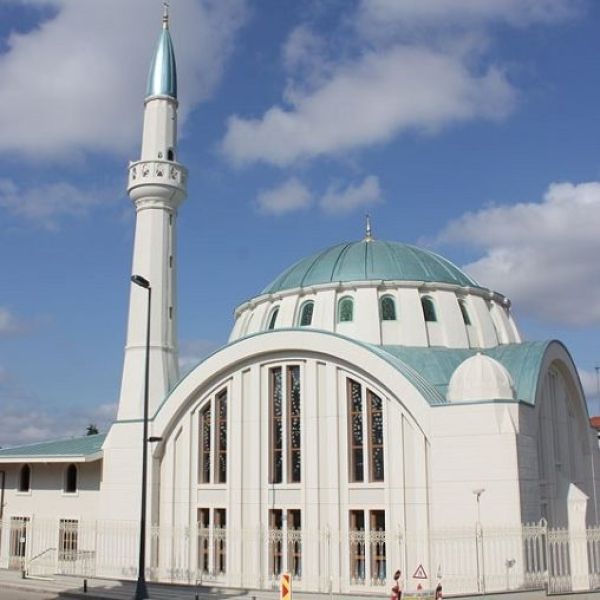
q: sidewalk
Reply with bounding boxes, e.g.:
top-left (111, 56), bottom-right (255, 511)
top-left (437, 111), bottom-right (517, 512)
top-left (0, 570), bottom-right (599, 600)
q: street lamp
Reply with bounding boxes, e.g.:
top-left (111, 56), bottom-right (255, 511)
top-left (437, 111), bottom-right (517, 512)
top-left (472, 488), bottom-right (485, 594)
top-left (131, 274), bottom-right (151, 600)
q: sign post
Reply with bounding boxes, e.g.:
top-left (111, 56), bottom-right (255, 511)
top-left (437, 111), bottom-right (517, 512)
top-left (281, 572), bottom-right (292, 600)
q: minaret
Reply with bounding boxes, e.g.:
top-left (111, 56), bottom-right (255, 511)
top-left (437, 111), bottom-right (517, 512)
top-left (117, 6), bottom-right (187, 420)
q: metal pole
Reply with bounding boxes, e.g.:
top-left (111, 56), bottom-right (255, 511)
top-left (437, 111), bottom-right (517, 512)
top-left (134, 282), bottom-right (151, 600)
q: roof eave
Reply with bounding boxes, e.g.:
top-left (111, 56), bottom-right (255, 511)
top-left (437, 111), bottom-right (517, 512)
top-left (0, 451), bottom-right (103, 464)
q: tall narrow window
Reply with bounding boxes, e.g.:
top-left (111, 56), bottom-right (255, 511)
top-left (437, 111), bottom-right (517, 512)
top-left (421, 296), bottom-right (437, 322)
top-left (197, 508), bottom-right (210, 573)
top-left (370, 511), bottom-right (386, 583)
top-left (215, 390), bottom-right (227, 484)
top-left (18, 464), bottom-right (31, 493)
top-left (299, 301), bottom-right (314, 326)
top-left (270, 368), bottom-right (283, 484)
top-left (368, 392), bottom-right (384, 482)
top-left (348, 380), bottom-right (364, 483)
top-left (338, 297), bottom-right (354, 322)
top-left (458, 299), bottom-right (471, 325)
top-left (64, 464), bottom-right (78, 494)
top-left (58, 519), bottom-right (78, 561)
top-left (268, 307), bottom-right (279, 330)
top-left (287, 510), bottom-right (302, 577)
top-left (167, 148), bottom-right (174, 161)
top-left (288, 366), bottom-right (301, 483)
top-left (380, 296), bottom-right (396, 321)
top-left (269, 509), bottom-right (283, 577)
top-left (349, 510), bottom-right (366, 583)
top-left (199, 405), bottom-right (211, 484)
top-left (348, 379), bottom-right (385, 483)
top-left (214, 509), bottom-right (227, 574)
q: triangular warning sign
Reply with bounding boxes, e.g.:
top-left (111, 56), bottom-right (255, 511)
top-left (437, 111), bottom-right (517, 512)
top-left (413, 564), bottom-right (428, 579)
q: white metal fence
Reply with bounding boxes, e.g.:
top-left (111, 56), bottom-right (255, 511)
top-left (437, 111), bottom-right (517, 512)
top-left (1, 518), bottom-right (599, 595)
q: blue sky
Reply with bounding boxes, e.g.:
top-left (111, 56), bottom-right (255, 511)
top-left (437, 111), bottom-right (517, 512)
top-left (1, 0), bottom-right (599, 444)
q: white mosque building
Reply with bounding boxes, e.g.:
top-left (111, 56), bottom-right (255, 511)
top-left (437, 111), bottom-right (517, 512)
top-left (0, 11), bottom-right (599, 596)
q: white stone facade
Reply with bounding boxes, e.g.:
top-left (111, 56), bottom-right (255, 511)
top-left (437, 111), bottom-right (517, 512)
top-left (1, 13), bottom-right (600, 597)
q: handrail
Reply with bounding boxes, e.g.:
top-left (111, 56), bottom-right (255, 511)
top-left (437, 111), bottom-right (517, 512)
top-left (25, 546), bottom-right (56, 577)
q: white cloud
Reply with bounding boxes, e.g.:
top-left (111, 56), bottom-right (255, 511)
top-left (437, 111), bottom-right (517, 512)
top-left (220, 0), bottom-right (580, 167)
top-left (0, 307), bottom-right (21, 335)
top-left (223, 45), bottom-right (514, 166)
top-left (179, 339), bottom-right (221, 373)
top-left (320, 175), bottom-right (382, 214)
top-left (356, 0), bottom-right (580, 33)
top-left (0, 0), bottom-right (247, 159)
top-left (0, 178), bottom-right (102, 229)
top-left (437, 181), bottom-right (600, 326)
top-left (256, 178), bottom-right (313, 215)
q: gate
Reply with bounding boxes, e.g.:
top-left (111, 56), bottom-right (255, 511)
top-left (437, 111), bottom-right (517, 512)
top-left (8, 516), bottom-right (29, 570)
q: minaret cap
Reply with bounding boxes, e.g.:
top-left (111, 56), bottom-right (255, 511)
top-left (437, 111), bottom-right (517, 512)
top-left (162, 2), bottom-right (169, 29)
top-left (364, 214), bottom-right (373, 241)
top-left (146, 5), bottom-right (177, 99)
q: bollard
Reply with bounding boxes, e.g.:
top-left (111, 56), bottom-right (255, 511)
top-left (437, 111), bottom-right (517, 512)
top-left (83, 578), bottom-right (88, 593)
top-left (195, 594), bottom-right (199, 600)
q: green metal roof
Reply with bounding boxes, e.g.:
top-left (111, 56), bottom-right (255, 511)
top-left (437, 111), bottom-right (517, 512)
top-left (153, 329), bottom-right (551, 422)
top-left (262, 240), bottom-right (479, 294)
top-left (0, 433), bottom-right (106, 459)
top-left (146, 20), bottom-right (177, 99)
top-left (379, 341), bottom-right (550, 404)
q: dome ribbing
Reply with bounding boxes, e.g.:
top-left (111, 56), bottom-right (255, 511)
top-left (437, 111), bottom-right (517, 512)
top-left (262, 240), bottom-right (478, 294)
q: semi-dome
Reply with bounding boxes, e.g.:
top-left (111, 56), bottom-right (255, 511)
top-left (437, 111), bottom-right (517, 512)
top-left (262, 239), bottom-right (478, 294)
top-left (447, 353), bottom-right (516, 402)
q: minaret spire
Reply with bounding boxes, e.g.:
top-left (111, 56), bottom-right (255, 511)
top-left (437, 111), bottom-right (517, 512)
top-left (364, 214), bottom-right (373, 241)
top-left (117, 10), bottom-right (187, 420)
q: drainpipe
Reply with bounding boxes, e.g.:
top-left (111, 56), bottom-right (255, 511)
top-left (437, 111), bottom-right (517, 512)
top-left (0, 470), bottom-right (5, 520)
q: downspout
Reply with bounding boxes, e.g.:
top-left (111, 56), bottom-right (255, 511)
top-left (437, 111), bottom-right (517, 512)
top-left (0, 470), bottom-right (5, 520)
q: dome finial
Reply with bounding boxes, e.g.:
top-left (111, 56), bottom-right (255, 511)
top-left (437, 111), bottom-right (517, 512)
top-left (364, 214), bottom-right (373, 241)
top-left (162, 2), bottom-right (169, 29)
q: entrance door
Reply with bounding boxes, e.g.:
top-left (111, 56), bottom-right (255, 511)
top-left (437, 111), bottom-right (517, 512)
top-left (9, 517), bottom-right (29, 570)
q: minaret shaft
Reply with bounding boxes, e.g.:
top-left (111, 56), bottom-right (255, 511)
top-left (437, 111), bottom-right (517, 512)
top-left (117, 17), bottom-right (186, 421)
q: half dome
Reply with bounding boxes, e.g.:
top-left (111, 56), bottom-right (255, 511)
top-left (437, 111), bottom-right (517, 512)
top-left (447, 354), bottom-right (516, 402)
top-left (262, 240), bottom-right (478, 294)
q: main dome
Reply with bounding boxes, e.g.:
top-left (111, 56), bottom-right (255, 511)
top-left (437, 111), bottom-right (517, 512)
top-left (262, 239), bottom-right (478, 294)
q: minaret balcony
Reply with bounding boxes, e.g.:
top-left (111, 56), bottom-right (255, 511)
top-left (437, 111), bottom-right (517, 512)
top-left (127, 160), bottom-right (188, 200)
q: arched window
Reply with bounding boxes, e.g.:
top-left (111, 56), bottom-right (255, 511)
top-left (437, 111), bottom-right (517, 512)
top-left (338, 297), bottom-right (354, 322)
top-left (299, 301), bottom-right (314, 326)
top-left (18, 464), bottom-right (31, 493)
top-left (64, 464), bottom-right (78, 494)
top-left (458, 299), bottom-right (471, 326)
top-left (167, 148), bottom-right (175, 161)
top-left (421, 296), bottom-right (437, 322)
top-left (380, 296), bottom-right (396, 321)
top-left (267, 307), bottom-right (279, 330)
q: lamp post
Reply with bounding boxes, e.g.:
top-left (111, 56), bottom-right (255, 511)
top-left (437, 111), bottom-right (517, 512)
top-left (131, 274), bottom-right (151, 600)
top-left (472, 488), bottom-right (485, 594)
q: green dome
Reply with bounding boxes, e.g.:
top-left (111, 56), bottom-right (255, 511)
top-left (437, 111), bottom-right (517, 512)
top-left (262, 240), bottom-right (479, 294)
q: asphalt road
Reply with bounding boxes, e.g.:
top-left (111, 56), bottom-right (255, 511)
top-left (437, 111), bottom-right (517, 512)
top-left (0, 590), bottom-right (61, 600)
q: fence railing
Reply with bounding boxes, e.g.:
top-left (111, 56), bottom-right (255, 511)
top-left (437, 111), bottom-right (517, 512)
top-left (1, 518), bottom-right (600, 595)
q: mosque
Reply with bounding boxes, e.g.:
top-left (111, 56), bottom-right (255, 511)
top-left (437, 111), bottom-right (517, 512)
top-left (0, 10), bottom-right (599, 596)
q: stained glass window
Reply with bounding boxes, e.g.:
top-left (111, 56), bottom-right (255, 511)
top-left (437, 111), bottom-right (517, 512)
top-left (459, 299), bottom-right (471, 326)
top-left (338, 297), bottom-right (354, 322)
top-left (368, 392), bottom-right (384, 482)
top-left (421, 296), bottom-right (437, 322)
top-left (348, 379), bottom-right (364, 482)
top-left (270, 368), bottom-right (283, 484)
top-left (380, 296), bottom-right (396, 321)
top-left (199, 405), bottom-right (211, 484)
top-left (288, 366), bottom-right (301, 483)
top-left (215, 390), bottom-right (227, 483)
top-left (299, 301), bottom-right (314, 326)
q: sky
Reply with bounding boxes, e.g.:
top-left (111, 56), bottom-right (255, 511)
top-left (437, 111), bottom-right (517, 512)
top-left (0, 0), bottom-right (599, 445)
